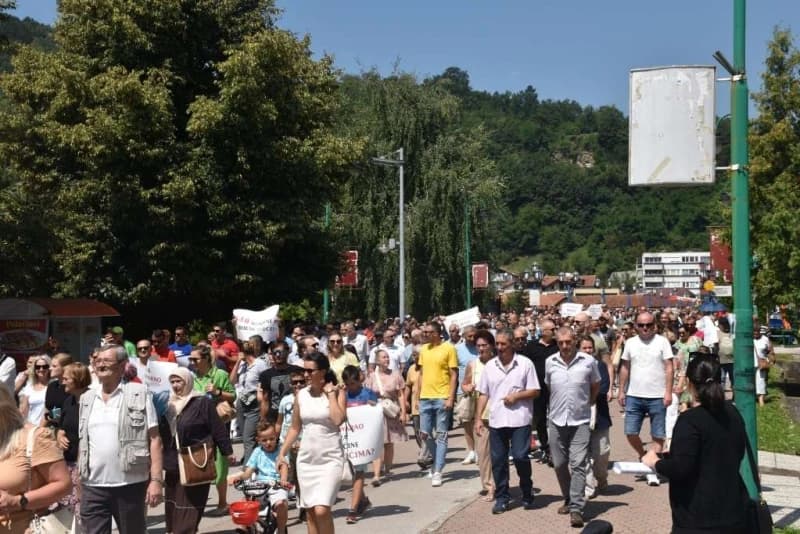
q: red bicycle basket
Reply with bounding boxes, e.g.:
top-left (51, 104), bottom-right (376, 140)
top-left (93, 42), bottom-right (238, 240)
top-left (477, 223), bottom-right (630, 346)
top-left (229, 500), bottom-right (260, 526)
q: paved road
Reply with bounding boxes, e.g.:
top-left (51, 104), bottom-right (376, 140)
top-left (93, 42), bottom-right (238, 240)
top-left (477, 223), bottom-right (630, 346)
top-left (139, 405), bottom-right (799, 533)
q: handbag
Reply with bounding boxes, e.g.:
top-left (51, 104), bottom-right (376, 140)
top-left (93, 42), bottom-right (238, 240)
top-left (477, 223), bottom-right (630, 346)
top-left (374, 372), bottom-right (401, 418)
top-left (757, 357), bottom-right (771, 370)
top-left (25, 428), bottom-right (76, 534)
top-left (216, 400), bottom-right (236, 423)
top-left (454, 393), bottom-right (475, 422)
top-left (176, 433), bottom-right (217, 487)
top-left (743, 433), bottom-right (774, 533)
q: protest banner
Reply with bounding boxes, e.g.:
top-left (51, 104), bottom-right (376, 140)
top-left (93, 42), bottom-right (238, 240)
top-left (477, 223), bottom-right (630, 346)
top-left (443, 306), bottom-right (481, 334)
top-left (233, 305), bottom-right (280, 342)
top-left (559, 302), bottom-right (583, 317)
top-left (144, 360), bottom-right (179, 394)
top-left (341, 404), bottom-right (385, 466)
top-left (587, 304), bottom-right (603, 320)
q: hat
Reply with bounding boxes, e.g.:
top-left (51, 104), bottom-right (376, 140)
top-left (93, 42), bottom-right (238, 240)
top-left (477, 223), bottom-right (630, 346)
top-left (111, 326), bottom-right (124, 335)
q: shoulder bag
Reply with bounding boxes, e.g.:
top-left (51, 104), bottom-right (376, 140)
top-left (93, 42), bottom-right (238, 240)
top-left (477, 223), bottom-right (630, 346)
top-left (25, 428), bottom-right (76, 534)
top-left (374, 372), bottom-right (401, 419)
top-left (176, 429), bottom-right (217, 487)
top-left (743, 434), bottom-right (774, 533)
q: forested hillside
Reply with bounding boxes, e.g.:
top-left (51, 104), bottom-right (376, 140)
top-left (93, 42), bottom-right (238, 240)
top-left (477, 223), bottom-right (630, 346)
top-left (429, 67), bottom-right (728, 277)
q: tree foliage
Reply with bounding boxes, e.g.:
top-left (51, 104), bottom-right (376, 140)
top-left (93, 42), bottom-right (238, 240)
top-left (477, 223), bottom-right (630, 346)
top-left (0, 1), bottom-right (361, 326)
top-left (749, 28), bottom-right (800, 308)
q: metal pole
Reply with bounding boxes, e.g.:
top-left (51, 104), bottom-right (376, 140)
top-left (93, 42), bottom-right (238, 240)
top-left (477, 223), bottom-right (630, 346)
top-left (730, 0), bottom-right (758, 499)
top-left (464, 195), bottom-right (472, 308)
top-left (398, 148), bottom-right (405, 322)
top-left (323, 203), bottom-right (331, 322)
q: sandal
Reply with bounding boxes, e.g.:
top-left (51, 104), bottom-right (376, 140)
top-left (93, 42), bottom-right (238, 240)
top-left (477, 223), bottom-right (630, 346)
top-left (371, 478), bottom-right (382, 487)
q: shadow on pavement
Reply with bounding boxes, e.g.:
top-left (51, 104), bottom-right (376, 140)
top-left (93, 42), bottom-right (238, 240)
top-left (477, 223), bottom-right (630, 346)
top-left (332, 504), bottom-right (412, 519)
top-left (585, 500), bottom-right (627, 520)
top-left (600, 483), bottom-right (634, 496)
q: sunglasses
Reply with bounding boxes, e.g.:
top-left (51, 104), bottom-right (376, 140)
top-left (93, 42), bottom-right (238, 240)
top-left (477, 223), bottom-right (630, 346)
top-left (137, 346), bottom-right (150, 351)
top-left (637, 323), bottom-right (654, 329)
top-left (35, 365), bottom-right (49, 370)
top-left (329, 339), bottom-right (343, 344)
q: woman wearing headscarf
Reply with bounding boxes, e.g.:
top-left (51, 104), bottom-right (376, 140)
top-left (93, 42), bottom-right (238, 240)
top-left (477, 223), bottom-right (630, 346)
top-left (159, 368), bottom-right (235, 534)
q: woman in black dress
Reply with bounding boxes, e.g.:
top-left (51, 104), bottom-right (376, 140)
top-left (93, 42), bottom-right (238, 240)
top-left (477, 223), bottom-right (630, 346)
top-left (642, 354), bottom-right (749, 533)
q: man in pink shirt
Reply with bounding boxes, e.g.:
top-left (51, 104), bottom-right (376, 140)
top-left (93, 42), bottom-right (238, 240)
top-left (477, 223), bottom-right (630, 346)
top-left (474, 329), bottom-right (540, 514)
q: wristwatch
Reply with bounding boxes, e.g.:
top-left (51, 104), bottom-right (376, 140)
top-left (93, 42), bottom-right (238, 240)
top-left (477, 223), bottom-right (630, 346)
top-left (19, 493), bottom-right (28, 510)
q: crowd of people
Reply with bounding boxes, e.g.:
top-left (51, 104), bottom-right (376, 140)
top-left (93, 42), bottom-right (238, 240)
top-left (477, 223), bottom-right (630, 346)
top-left (0, 304), bottom-right (776, 533)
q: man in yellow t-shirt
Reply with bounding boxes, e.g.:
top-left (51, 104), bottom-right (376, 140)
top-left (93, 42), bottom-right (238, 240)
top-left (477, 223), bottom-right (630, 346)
top-left (415, 321), bottom-right (458, 487)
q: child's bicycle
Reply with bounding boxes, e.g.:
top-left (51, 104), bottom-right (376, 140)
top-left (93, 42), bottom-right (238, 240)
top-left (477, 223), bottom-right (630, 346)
top-left (230, 479), bottom-right (291, 534)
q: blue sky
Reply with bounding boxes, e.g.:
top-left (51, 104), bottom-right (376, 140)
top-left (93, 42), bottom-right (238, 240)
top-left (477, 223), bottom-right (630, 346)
top-left (11, 0), bottom-right (799, 113)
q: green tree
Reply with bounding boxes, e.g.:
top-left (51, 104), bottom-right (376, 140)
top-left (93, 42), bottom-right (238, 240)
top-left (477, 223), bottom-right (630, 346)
top-left (749, 28), bottom-right (800, 308)
top-left (333, 71), bottom-right (503, 319)
top-left (0, 0), bottom-right (361, 325)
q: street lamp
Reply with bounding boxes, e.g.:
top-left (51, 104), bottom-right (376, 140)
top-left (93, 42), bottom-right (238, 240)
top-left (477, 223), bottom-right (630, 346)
top-left (559, 271), bottom-right (582, 302)
top-left (594, 278), bottom-right (610, 305)
top-left (371, 148), bottom-right (405, 321)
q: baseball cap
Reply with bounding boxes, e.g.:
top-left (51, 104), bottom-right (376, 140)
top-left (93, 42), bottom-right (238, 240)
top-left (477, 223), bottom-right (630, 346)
top-left (111, 326), bottom-right (124, 335)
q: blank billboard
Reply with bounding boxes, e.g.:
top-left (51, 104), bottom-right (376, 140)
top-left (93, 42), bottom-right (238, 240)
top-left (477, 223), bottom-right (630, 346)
top-left (629, 66), bottom-right (716, 186)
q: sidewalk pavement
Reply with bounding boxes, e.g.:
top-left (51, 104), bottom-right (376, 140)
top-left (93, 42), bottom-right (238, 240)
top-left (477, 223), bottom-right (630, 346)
top-left (138, 407), bottom-right (800, 533)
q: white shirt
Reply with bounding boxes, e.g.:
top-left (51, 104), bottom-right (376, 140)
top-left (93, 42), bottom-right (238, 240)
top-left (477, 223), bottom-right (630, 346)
top-left (368, 342), bottom-right (405, 371)
top-left (20, 384), bottom-right (47, 425)
top-left (621, 334), bottom-right (673, 398)
top-left (697, 315), bottom-right (719, 348)
top-left (346, 333), bottom-right (370, 361)
top-left (85, 383), bottom-right (158, 487)
top-left (753, 335), bottom-right (771, 366)
top-left (0, 355), bottom-right (16, 396)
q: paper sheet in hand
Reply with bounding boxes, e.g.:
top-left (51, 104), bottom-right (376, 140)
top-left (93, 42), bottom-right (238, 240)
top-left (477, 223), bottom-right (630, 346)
top-left (611, 461), bottom-right (654, 475)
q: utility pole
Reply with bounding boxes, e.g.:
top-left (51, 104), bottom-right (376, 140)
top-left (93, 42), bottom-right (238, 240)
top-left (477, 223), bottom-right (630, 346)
top-left (464, 195), bottom-right (472, 308)
top-left (730, 0), bottom-right (758, 499)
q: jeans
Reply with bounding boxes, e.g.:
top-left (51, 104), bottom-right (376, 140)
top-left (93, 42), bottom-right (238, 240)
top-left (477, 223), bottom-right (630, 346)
top-left (419, 398), bottom-right (452, 473)
top-left (549, 422), bottom-right (591, 513)
top-left (489, 425), bottom-right (533, 504)
top-left (237, 397), bottom-right (260, 464)
top-left (624, 396), bottom-right (667, 439)
top-left (720, 362), bottom-right (734, 389)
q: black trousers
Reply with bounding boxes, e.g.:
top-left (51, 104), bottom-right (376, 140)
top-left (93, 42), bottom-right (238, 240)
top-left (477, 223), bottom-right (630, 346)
top-left (81, 481), bottom-right (147, 534)
top-left (165, 471), bottom-right (211, 534)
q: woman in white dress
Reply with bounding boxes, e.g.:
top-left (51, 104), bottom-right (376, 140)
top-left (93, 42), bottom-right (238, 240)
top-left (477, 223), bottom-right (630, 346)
top-left (279, 352), bottom-right (346, 534)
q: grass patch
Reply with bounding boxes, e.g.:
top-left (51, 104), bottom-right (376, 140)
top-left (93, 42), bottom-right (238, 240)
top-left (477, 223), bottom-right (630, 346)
top-left (776, 528), bottom-right (800, 534)
top-left (757, 367), bottom-right (800, 455)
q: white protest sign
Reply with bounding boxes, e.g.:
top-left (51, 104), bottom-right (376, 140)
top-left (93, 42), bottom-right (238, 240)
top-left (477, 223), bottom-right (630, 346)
top-left (233, 305), bottom-right (280, 342)
top-left (559, 303), bottom-right (584, 317)
top-left (341, 404), bottom-right (385, 466)
top-left (144, 361), bottom-right (179, 393)
top-left (443, 306), bottom-right (481, 334)
top-left (587, 304), bottom-right (603, 320)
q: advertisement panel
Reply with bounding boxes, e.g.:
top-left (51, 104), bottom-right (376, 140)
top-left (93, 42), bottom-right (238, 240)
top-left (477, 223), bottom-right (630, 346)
top-left (629, 66), bottom-right (716, 186)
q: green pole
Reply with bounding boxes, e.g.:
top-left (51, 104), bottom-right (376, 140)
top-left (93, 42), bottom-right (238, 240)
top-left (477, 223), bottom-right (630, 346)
top-left (730, 0), bottom-right (758, 499)
top-left (464, 196), bottom-right (472, 308)
top-left (323, 203), bottom-right (331, 322)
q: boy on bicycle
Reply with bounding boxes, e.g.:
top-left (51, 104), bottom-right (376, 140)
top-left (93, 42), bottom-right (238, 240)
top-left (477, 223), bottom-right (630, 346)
top-left (229, 422), bottom-right (290, 533)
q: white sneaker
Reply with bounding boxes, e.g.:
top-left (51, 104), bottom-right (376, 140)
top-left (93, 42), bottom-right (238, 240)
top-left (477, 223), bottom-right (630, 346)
top-left (646, 473), bottom-right (661, 486)
top-left (461, 451), bottom-right (476, 465)
top-left (431, 472), bottom-right (443, 487)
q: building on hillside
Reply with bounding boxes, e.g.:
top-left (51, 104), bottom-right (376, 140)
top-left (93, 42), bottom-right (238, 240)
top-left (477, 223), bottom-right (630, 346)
top-left (638, 251), bottom-right (711, 292)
